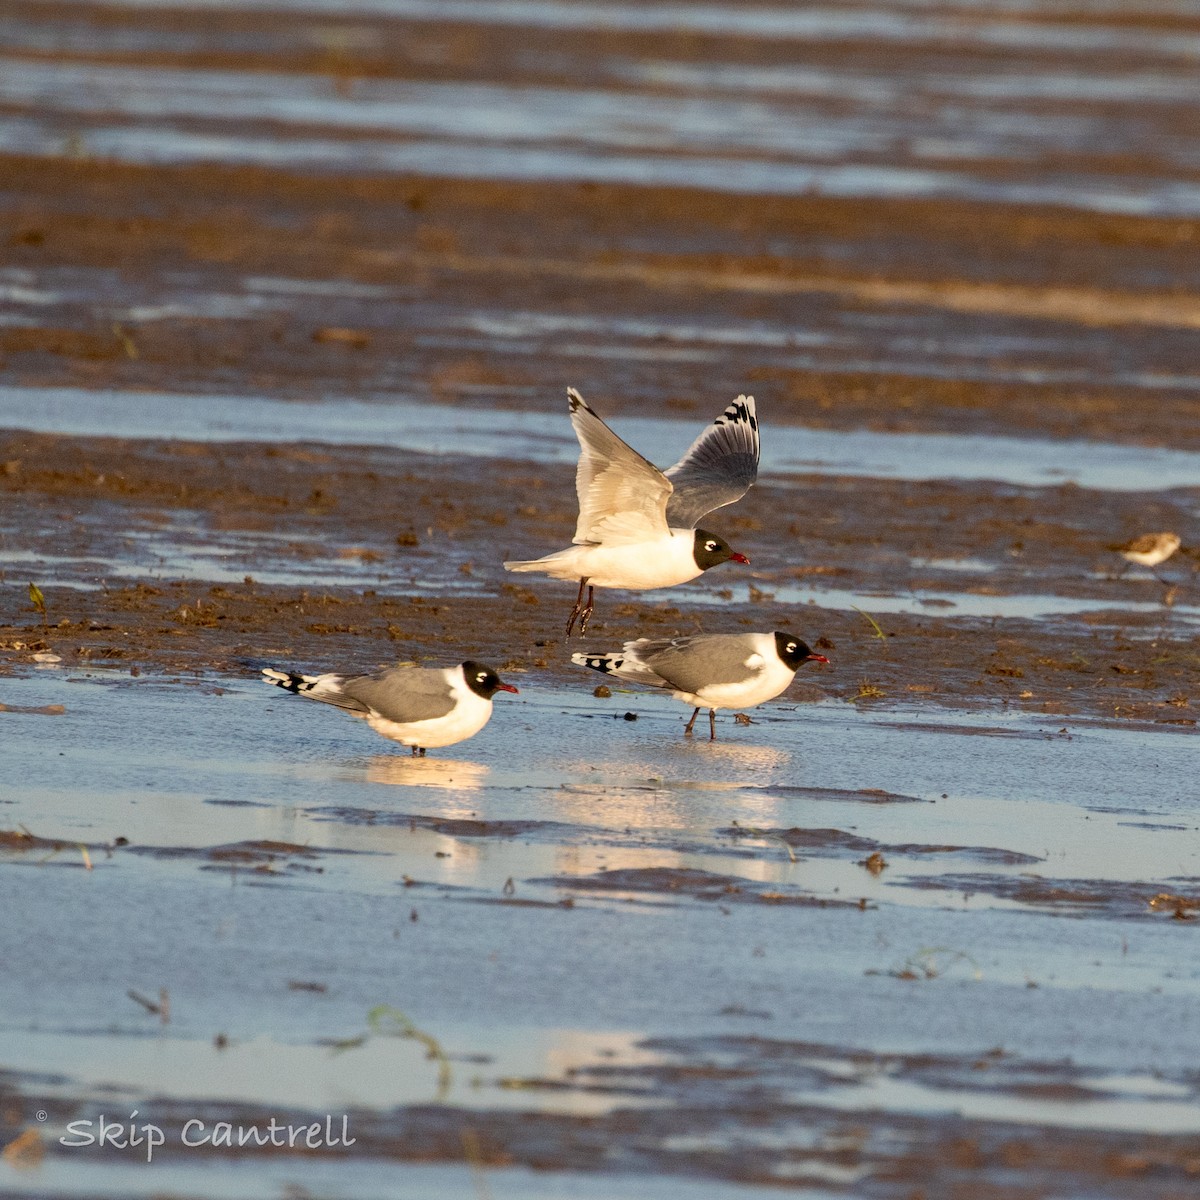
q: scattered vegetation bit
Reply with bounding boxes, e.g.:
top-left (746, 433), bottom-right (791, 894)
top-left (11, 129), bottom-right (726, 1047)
top-left (851, 605), bottom-right (887, 639)
top-left (27, 582), bottom-right (47, 627)
top-left (855, 682), bottom-right (886, 700)
top-left (367, 1005), bottom-right (452, 1099)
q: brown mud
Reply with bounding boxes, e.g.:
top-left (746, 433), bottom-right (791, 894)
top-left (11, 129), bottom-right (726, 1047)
top-left (2, 430), bottom-right (1197, 724)
top-left (3, 153), bottom-right (1200, 447)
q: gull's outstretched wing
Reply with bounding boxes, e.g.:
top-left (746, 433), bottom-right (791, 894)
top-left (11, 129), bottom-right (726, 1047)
top-left (664, 395), bottom-right (759, 529)
top-left (569, 388), bottom-right (673, 545)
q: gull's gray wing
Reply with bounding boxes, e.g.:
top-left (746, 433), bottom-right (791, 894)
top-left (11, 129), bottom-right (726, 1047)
top-left (340, 666), bottom-right (457, 724)
top-left (663, 395), bottom-right (759, 529)
top-left (635, 633), bottom-right (765, 695)
top-left (569, 388), bottom-right (673, 545)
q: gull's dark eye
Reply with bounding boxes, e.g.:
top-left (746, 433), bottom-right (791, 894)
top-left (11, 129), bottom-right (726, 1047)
top-left (477, 673), bottom-right (488, 682)
top-left (787, 643), bottom-right (797, 653)
top-left (706, 540), bottom-right (717, 551)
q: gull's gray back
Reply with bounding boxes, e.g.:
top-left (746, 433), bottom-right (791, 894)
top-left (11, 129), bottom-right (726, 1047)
top-left (340, 666), bottom-right (457, 724)
top-left (637, 633), bottom-right (764, 694)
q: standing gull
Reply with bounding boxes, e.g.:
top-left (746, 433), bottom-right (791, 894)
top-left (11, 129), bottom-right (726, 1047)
top-left (504, 389), bottom-right (759, 635)
top-left (262, 660), bottom-right (518, 755)
top-left (573, 631), bottom-right (828, 740)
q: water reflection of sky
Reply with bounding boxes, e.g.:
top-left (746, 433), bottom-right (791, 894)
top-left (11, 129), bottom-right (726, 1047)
top-left (4, 385), bottom-right (1199, 491)
top-left (5, 667), bottom-right (1200, 1194)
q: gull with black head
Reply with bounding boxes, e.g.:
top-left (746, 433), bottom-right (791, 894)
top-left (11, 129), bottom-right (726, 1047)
top-left (573, 631), bottom-right (828, 740)
top-left (504, 388), bottom-right (759, 635)
top-left (261, 659), bottom-right (518, 755)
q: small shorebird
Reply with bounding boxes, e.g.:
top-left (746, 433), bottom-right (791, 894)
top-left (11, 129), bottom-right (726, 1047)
top-left (262, 660), bottom-right (518, 755)
top-left (1111, 531), bottom-right (1182, 584)
top-left (504, 389), bottom-right (758, 635)
top-left (573, 630), bottom-right (828, 740)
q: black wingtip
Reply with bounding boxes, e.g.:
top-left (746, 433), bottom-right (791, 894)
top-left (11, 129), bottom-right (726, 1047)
top-left (264, 669), bottom-right (306, 694)
top-left (724, 395), bottom-right (757, 433)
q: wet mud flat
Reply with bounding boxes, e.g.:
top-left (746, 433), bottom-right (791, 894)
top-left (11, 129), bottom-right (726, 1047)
top-left (5, 153), bottom-right (1200, 452)
top-left (2, 430), bottom-right (1198, 724)
top-left (4, 0), bottom-right (1200, 1196)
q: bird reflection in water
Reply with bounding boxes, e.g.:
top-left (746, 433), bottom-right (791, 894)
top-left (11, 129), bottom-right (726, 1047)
top-left (553, 741), bottom-right (792, 829)
top-left (364, 755), bottom-right (490, 791)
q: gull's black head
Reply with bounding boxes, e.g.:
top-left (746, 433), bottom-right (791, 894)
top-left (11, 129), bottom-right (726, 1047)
top-left (461, 661), bottom-right (520, 699)
top-left (773, 632), bottom-right (829, 671)
top-left (692, 529), bottom-right (751, 571)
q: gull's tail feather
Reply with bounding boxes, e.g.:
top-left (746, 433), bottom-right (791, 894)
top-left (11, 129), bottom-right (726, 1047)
top-left (571, 647), bottom-right (666, 687)
top-left (571, 651), bottom-right (621, 675)
top-left (261, 667), bottom-right (348, 704)
top-left (262, 667), bottom-right (314, 694)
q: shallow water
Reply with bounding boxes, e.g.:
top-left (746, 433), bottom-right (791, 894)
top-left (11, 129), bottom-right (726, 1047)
top-left (3, 669), bottom-right (1200, 1196)
top-left (718, 579), bottom-right (1200, 625)
top-left (5, 384), bottom-right (1200, 491)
